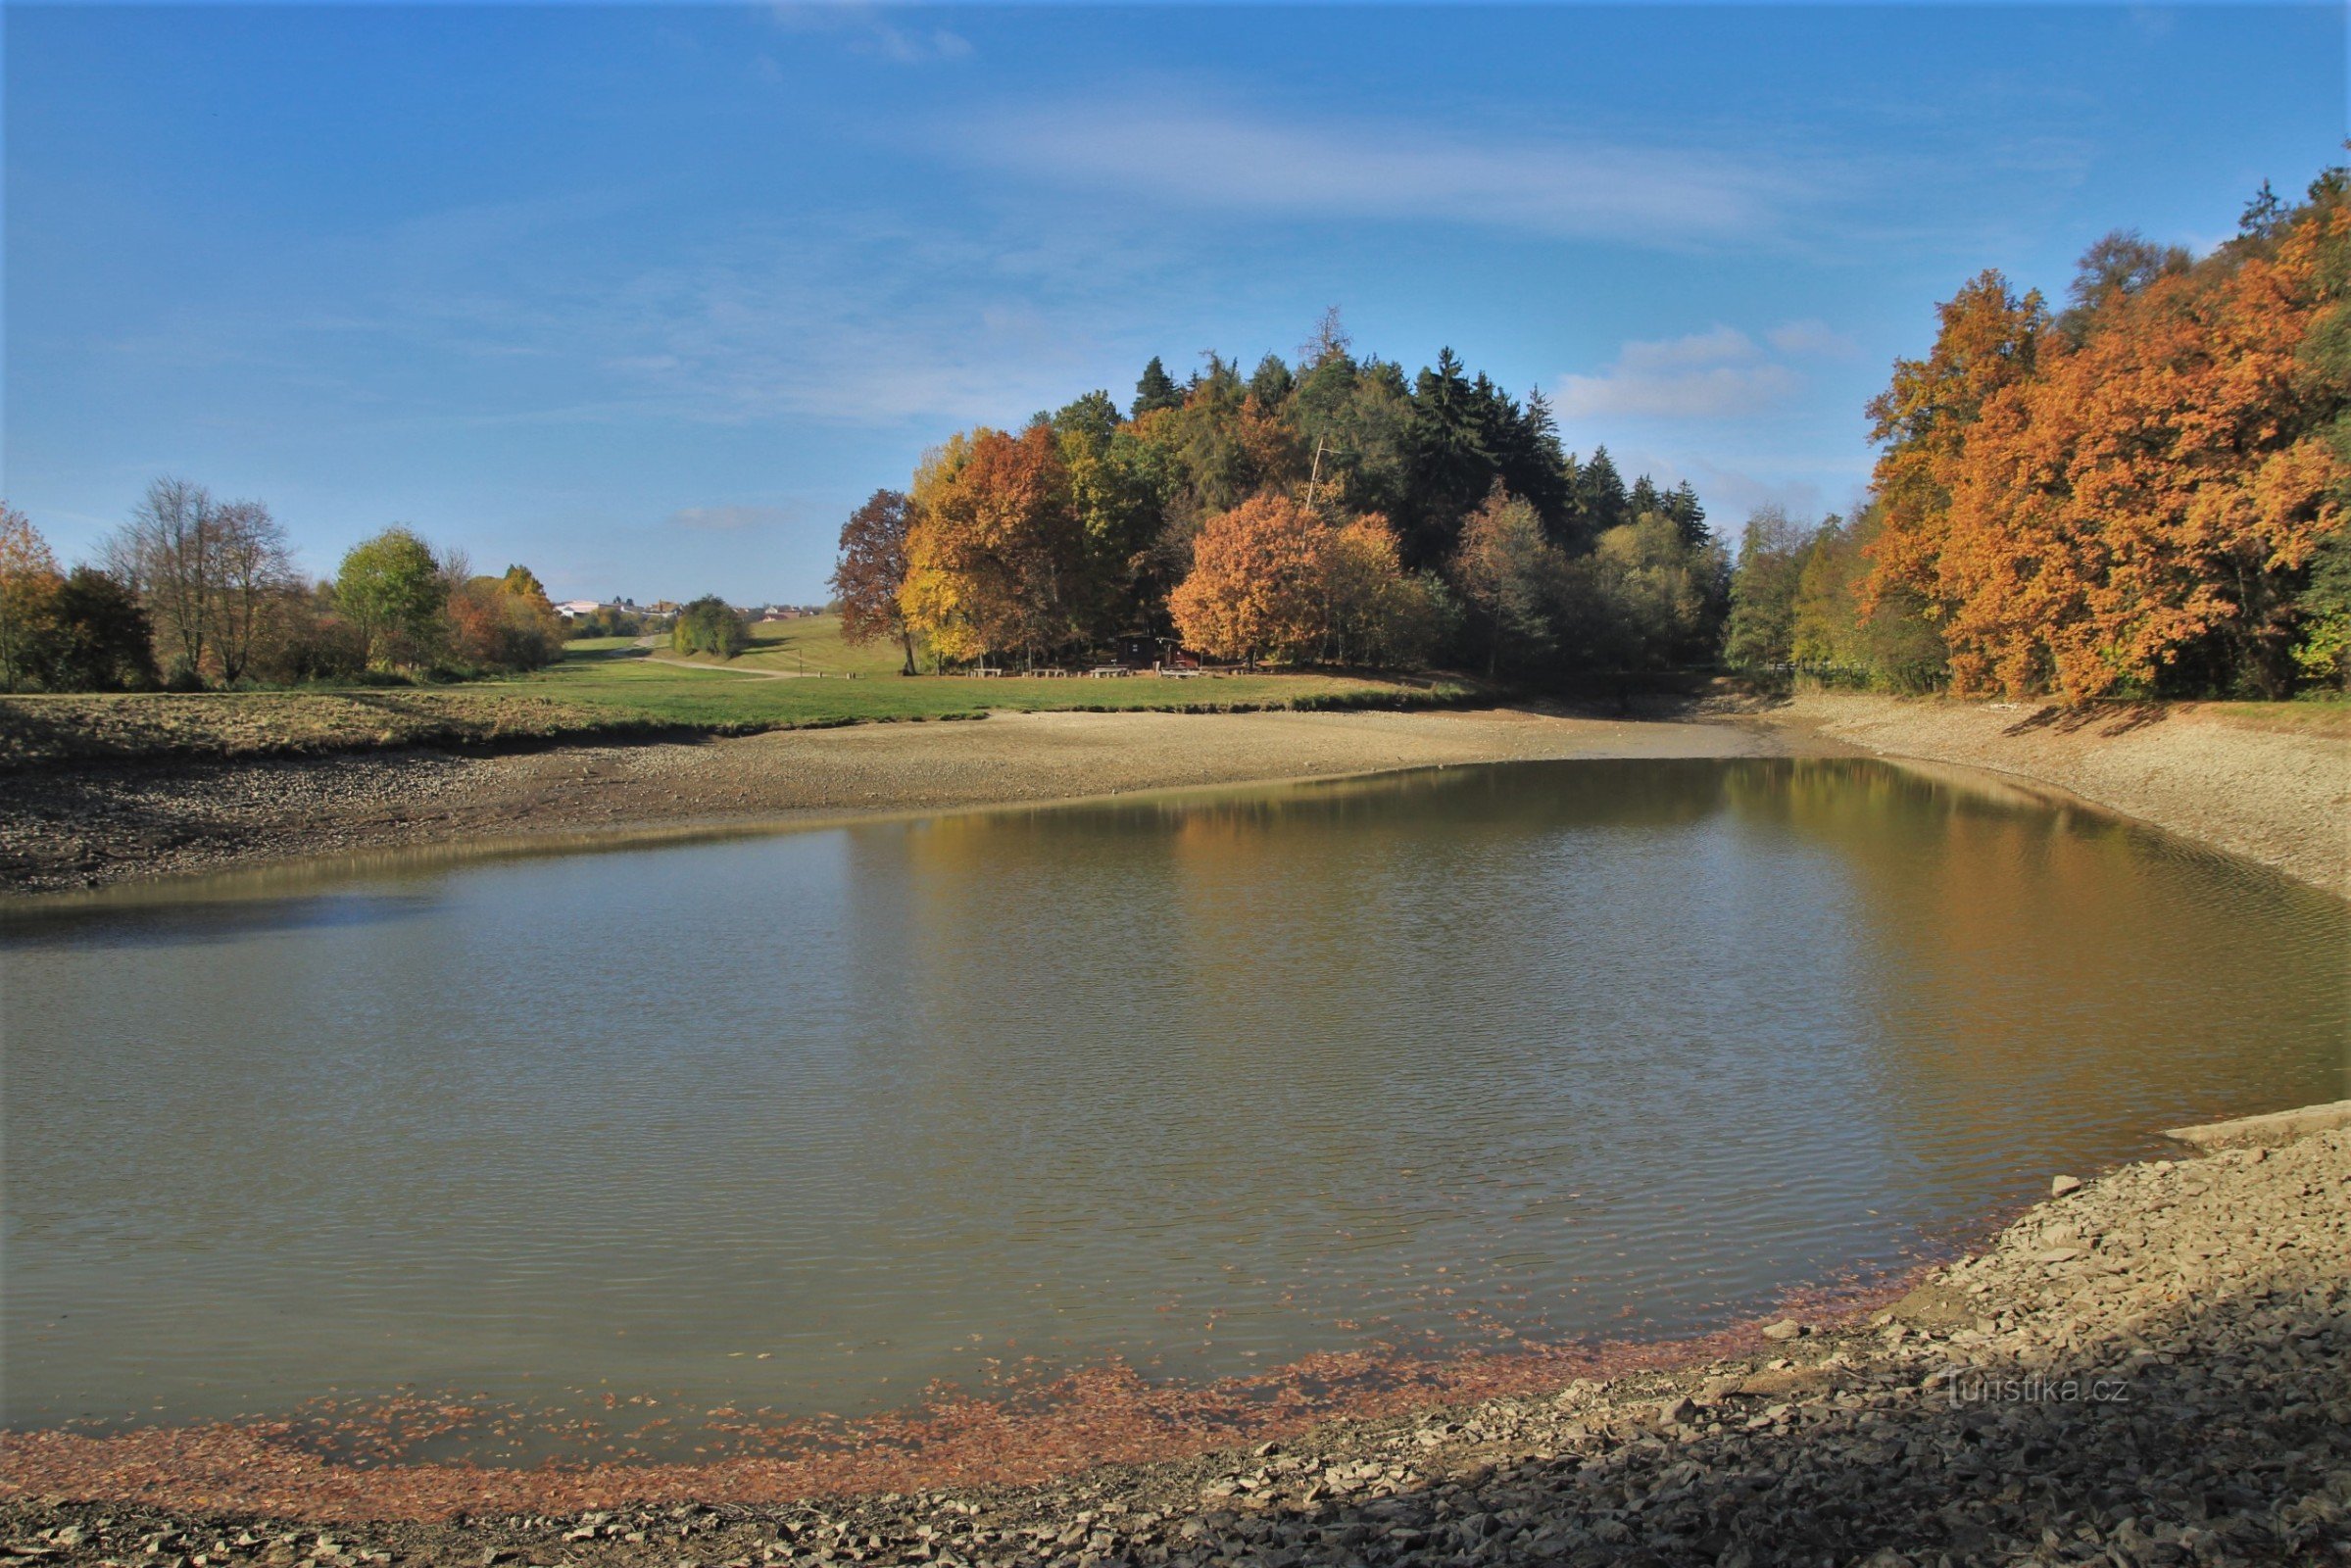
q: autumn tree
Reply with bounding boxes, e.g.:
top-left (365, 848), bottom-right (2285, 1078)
top-left (1167, 494), bottom-right (1334, 665)
top-left (1862, 178), bottom-right (2350, 700)
top-left (0, 505), bottom-right (63, 693)
top-left (831, 488), bottom-right (920, 673)
top-left (900, 426), bottom-right (1086, 664)
top-left (1450, 487), bottom-right (1565, 675)
top-left (1323, 514), bottom-right (1447, 667)
top-left (449, 565), bottom-right (565, 670)
top-left (1859, 270), bottom-right (2049, 674)
top-left (850, 313), bottom-right (1704, 680)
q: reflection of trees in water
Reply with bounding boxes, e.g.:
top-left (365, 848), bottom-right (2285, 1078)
top-left (849, 760), bottom-right (2347, 1361)
top-left (1725, 757), bottom-right (2348, 1202)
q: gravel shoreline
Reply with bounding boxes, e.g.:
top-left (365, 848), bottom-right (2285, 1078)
top-left (7, 1123), bottom-right (2345, 1564)
top-left (2, 694), bottom-right (2340, 902)
top-left (0, 708), bottom-right (1823, 897)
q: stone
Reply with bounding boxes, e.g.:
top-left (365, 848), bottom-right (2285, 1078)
top-left (1655, 1396), bottom-right (1698, 1427)
top-left (1761, 1319), bottom-right (1804, 1341)
top-left (2051, 1174), bottom-right (2084, 1197)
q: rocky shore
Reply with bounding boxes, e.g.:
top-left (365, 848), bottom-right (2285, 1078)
top-left (0, 708), bottom-right (1816, 896)
top-left (8, 1123), bottom-right (2345, 1566)
top-left (2, 692), bottom-right (2341, 901)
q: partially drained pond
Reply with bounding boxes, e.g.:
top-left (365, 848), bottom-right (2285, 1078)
top-left (4, 758), bottom-right (2344, 1476)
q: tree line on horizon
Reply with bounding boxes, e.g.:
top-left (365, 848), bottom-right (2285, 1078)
top-left (842, 163), bottom-right (2351, 703)
top-left (1724, 161), bottom-right (2350, 701)
top-left (831, 311), bottom-right (1729, 677)
top-left (6, 163), bottom-right (2342, 706)
top-left (0, 481), bottom-right (569, 692)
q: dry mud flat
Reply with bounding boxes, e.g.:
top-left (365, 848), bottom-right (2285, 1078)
top-left (8, 1127), bottom-right (2347, 1567)
top-left (0, 708), bottom-right (1821, 895)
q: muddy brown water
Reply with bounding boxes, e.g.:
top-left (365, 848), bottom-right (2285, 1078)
top-left (3, 758), bottom-right (2343, 1464)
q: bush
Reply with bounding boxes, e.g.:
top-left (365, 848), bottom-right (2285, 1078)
top-left (40, 567), bottom-right (160, 691)
top-left (672, 596), bottom-right (750, 659)
top-left (448, 573), bottom-right (567, 672)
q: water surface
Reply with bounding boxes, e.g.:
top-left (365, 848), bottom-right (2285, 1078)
top-left (4, 758), bottom-right (2343, 1458)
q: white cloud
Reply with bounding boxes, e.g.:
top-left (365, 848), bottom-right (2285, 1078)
top-left (665, 504), bottom-right (804, 533)
top-left (1766, 318), bottom-right (1860, 358)
top-left (768, 4), bottom-right (972, 64)
top-left (1552, 327), bottom-right (1801, 419)
top-left (954, 102), bottom-right (1824, 246)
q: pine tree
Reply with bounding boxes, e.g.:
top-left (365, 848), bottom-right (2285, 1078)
top-left (1576, 446), bottom-right (1629, 537)
top-left (1664, 481), bottom-right (1709, 548)
top-left (1132, 357), bottom-right (1183, 419)
top-left (1248, 354), bottom-right (1295, 407)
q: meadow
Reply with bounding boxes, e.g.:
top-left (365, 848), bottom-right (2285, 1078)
top-left (0, 618), bottom-right (1474, 770)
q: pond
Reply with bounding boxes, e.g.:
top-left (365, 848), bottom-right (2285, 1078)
top-left (3, 757), bottom-right (2344, 1464)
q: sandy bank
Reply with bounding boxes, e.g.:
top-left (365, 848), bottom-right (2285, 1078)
top-left (4, 693), bottom-right (2342, 899)
top-left (0, 707), bottom-right (1828, 896)
top-left (6, 1121), bottom-right (2344, 1563)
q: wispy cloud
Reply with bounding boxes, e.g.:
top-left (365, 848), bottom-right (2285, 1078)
top-left (1766, 318), bottom-right (1860, 358)
top-left (1552, 327), bottom-right (1802, 419)
top-left (953, 101), bottom-right (1827, 246)
top-left (665, 503), bottom-right (805, 532)
top-left (768, 3), bottom-right (972, 64)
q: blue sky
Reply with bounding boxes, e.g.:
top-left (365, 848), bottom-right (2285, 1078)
top-left (6, 4), bottom-right (2344, 603)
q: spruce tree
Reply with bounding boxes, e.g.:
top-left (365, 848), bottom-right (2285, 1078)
top-left (1132, 357), bottom-right (1183, 419)
top-left (1665, 481), bottom-right (1710, 548)
top-left (1576, 446), bottom-right (1629, 537)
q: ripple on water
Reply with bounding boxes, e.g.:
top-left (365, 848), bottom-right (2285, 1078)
top-left (2, 757), bottom-right (2343, 1461)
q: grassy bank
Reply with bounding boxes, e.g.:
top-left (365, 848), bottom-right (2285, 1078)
top-left (0, 629), bottom-right (1477, 770)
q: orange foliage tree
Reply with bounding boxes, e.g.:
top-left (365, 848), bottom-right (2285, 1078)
top-left (1167, 495), bottom-right (1334, 664)
top-left (900, 426), bottom-right (1086, 665)
top-left (0, 504), bottom-right (64, 693)
top-left (1863, 186), bottom-right (2351, 699)
top-left (447, 563), bottom-right (566, 671)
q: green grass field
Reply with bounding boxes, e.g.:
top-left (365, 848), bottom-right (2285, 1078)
top-left (638, 613), bottom-right (910, 676)
top-left (515, 634), bottom-right (1464, 728)
top-left (0, 631), bottom-right (1476, 770)
top-left (727, 613), bottom-right (915, 676)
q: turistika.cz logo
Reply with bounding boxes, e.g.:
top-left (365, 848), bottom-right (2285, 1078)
top-left (1935, 1366), bottom-right (2133, 1409)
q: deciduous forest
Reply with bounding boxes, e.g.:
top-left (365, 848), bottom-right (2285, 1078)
top-left (845, 165), bottom-right (2351, 701)
top-left (1725, 165), bottom-right (2349, 701)
top-left (833, 310), bottom-right (1725, 679)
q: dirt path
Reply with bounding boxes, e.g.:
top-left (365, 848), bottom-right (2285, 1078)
top-left (643, 651), bottom-right (826, 679)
